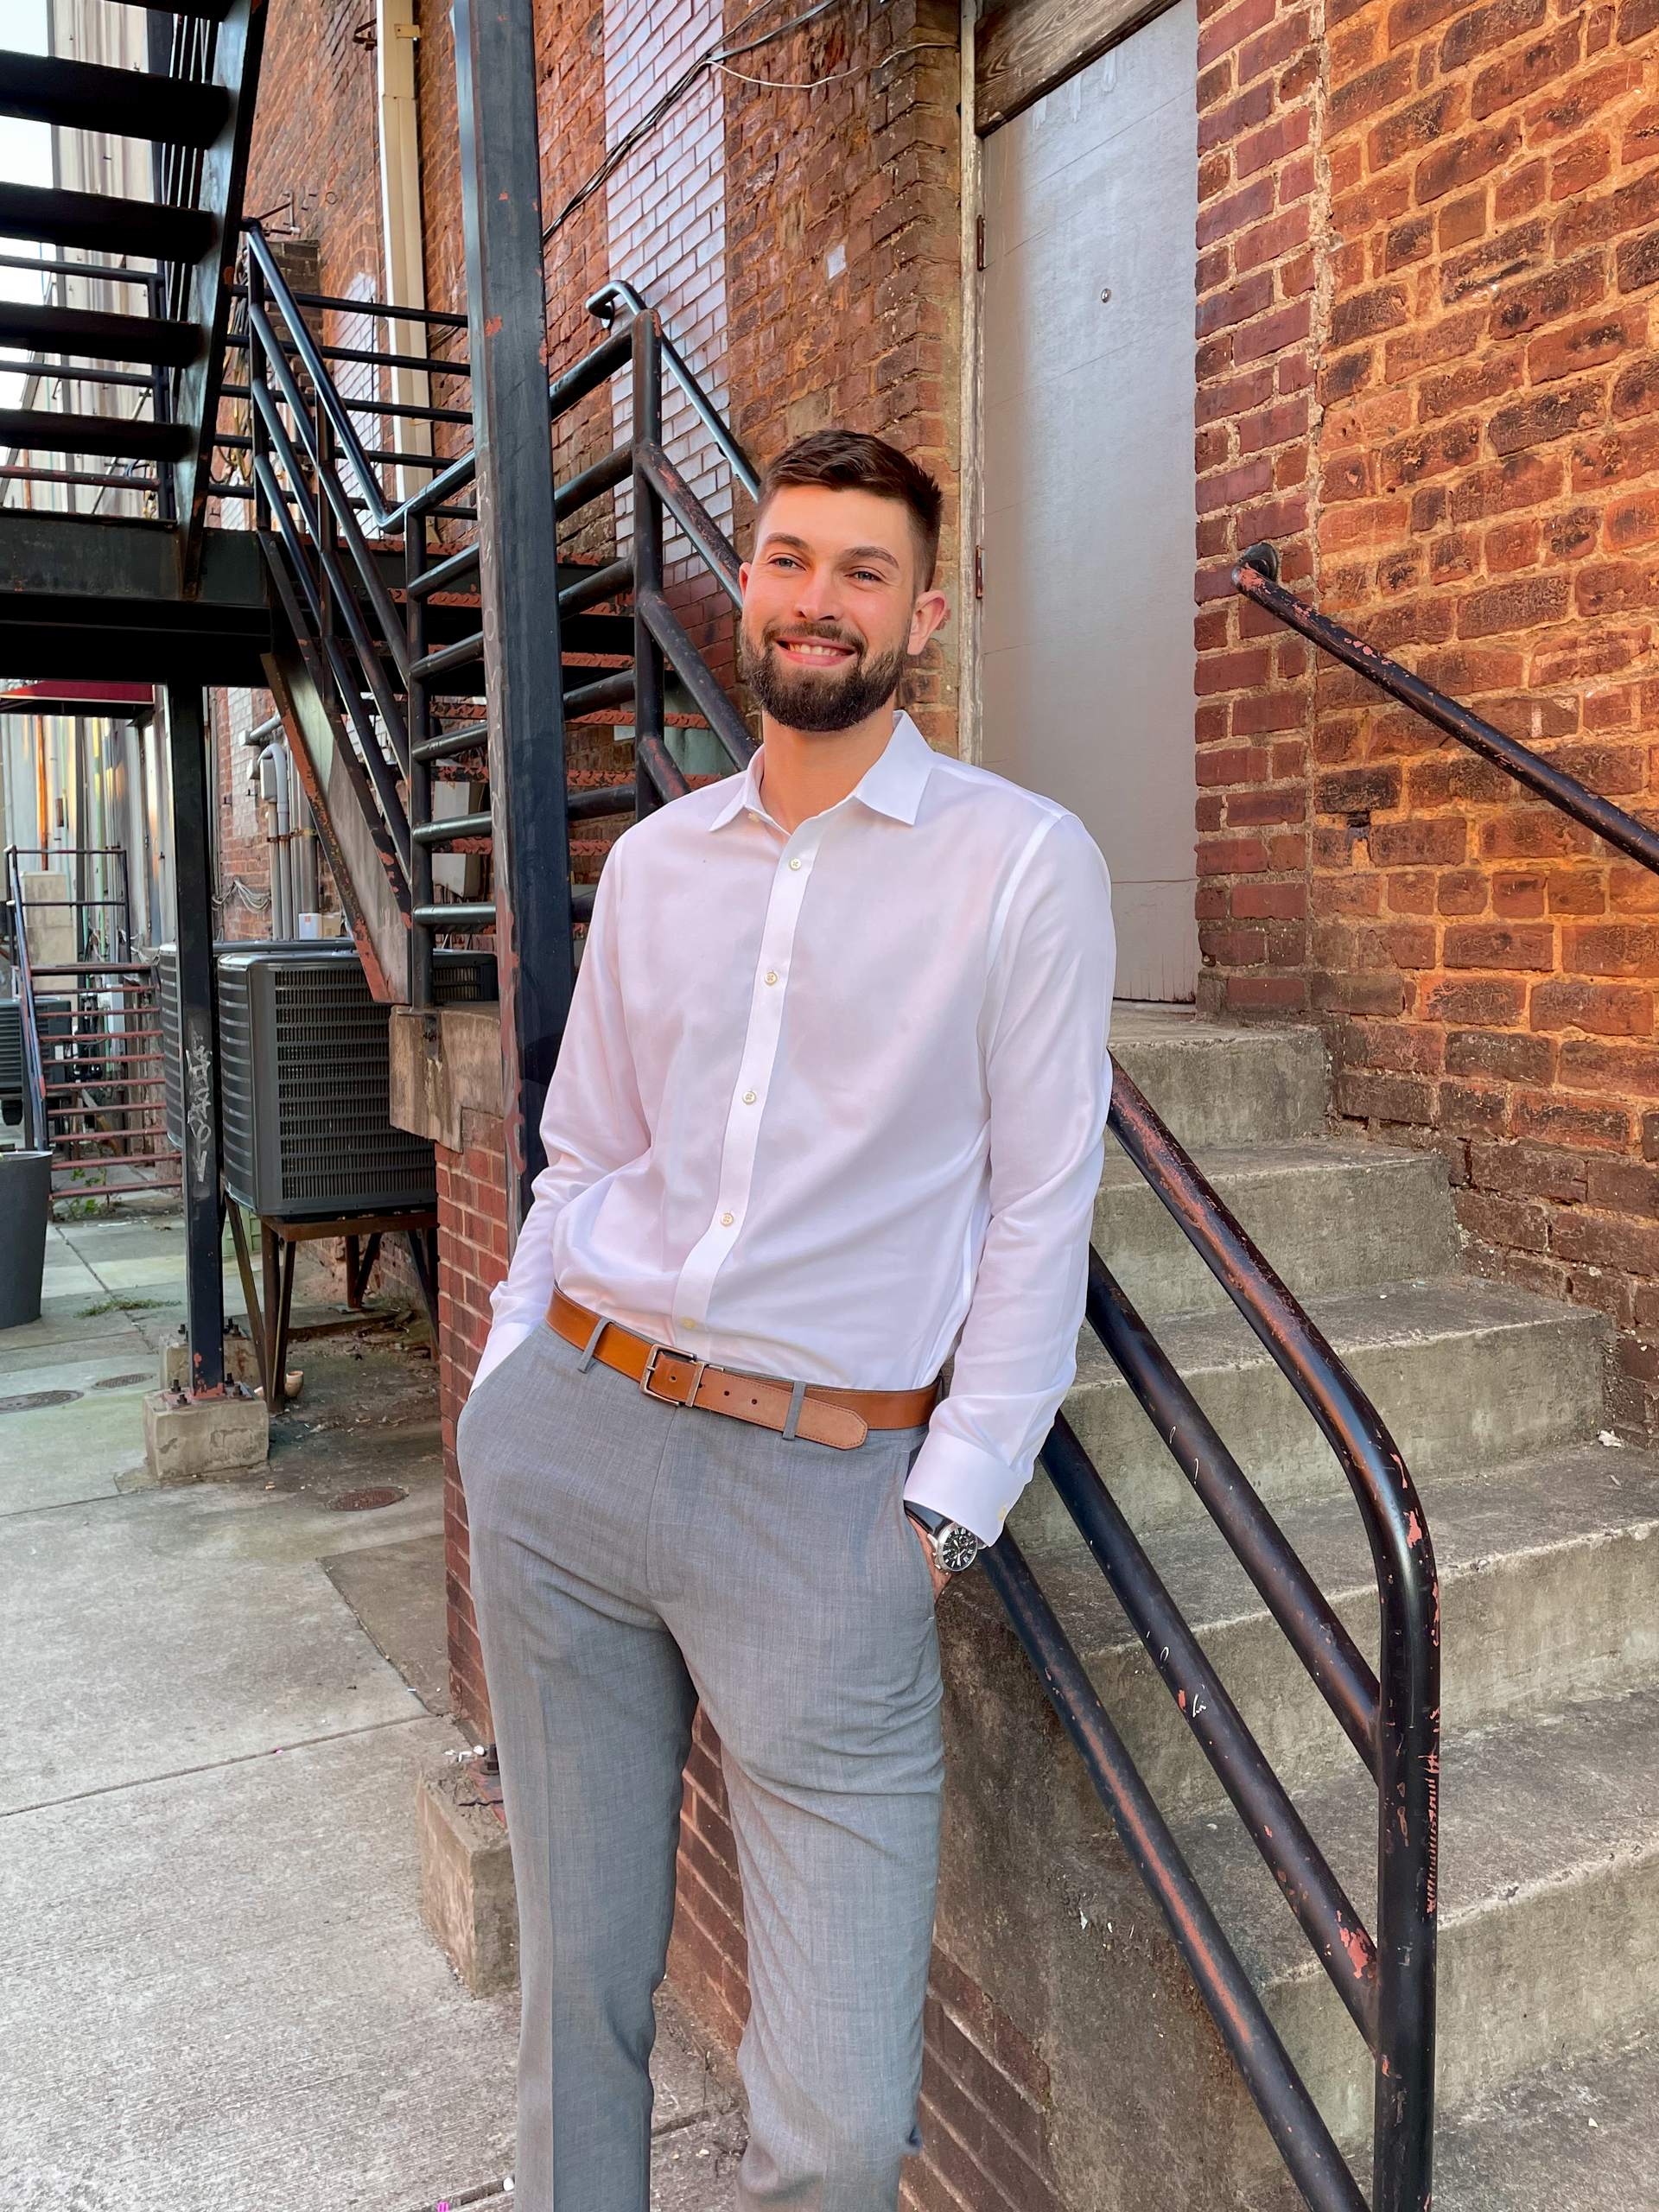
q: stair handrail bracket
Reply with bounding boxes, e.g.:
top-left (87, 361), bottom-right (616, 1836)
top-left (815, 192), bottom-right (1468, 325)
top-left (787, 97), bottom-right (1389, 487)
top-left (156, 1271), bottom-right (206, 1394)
top-left (1233, 541), bottom-right (1659, 880)
top-left (1107, 1064), bottom-right (1440, 2212)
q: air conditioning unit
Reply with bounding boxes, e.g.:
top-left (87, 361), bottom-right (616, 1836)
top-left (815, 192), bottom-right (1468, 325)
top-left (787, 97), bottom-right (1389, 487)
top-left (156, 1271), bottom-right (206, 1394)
top-left (157, 938), bottom-right (358, 1152)
top-left (158, 943), bottom-right (494, 1218)
top-left (0, 999), bottom-right (22, 1125)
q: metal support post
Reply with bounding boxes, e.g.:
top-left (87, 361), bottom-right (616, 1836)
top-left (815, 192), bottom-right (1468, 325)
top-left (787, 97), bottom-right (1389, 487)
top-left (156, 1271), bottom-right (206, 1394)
top-left (632, 315), bottom-right (669, 821)
top-left (454, 0), bottom-right (575, 1229)
top-left (163, 684), bottom-right (225, 1394)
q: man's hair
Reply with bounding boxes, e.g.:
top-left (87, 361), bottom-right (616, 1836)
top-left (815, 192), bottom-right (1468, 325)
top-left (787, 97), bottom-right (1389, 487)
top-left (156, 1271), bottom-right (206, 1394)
top-left (755, 429), bottom-right (944, 589)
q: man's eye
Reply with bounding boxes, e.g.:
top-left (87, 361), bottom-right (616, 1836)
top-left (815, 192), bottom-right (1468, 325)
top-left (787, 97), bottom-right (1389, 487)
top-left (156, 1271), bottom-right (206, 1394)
top-left (850, 569), bottom-right (884, 583)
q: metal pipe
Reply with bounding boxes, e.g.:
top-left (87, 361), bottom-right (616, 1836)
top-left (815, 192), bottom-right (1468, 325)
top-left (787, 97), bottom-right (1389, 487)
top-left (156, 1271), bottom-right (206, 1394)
top-left (1107, 1063), bottom-right (1439, 2212)
top-left (636, 583), bottom-right (756, 770)
top-left (587, 279), bottom-right (760, 498)
top-left (1041, 1411), bottom-right (1379, 2045)
top-left (1235, 543), bottom-right (1659, 881)
top-left (982, 1531), bottom-right (1369, 2212)
top-left (636, 438), bottom-right (742, 603)
top-left (1087, 1249), bottom-right (1380, 1771)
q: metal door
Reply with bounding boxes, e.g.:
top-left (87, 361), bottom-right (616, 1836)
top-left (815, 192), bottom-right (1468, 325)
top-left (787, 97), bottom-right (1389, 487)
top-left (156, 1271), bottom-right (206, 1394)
top-left (981, 0), bottom-right (1198, 1001)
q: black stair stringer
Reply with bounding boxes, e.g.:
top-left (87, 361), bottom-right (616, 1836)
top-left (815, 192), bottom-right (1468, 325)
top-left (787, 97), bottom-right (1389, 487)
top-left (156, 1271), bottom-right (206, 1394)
top-left (263, 645), bottom-right (410, 1005)
top-left (175, 0), bottom-right (269, 584)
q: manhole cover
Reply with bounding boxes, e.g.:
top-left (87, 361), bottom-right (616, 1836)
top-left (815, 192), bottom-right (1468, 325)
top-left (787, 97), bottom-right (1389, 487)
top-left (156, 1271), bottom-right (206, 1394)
top-left (0, 1389), bottom-right (81, 1414)
top-left (327, 1484), bottom-right (409, 1511)
top-left (92, 1372), bottom-right (149, 1389)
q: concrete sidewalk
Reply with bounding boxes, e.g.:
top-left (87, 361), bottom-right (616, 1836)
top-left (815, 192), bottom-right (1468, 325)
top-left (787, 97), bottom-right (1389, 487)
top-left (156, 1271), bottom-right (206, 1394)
top-left (3, 1210), bottom-right (742, 2211)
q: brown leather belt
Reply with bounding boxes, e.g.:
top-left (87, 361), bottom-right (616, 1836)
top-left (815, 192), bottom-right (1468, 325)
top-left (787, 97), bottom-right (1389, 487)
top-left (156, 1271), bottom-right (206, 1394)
top-left (548, 1287), bottom-right (938, 1451)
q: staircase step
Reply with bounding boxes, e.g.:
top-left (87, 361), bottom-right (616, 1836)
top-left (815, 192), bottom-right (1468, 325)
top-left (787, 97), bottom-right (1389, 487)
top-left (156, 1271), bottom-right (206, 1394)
top-left (1096, 1138), bottom-right (1456, 1319)
top-left (0, 48), bottom-right (230, 146)
top-left (1110, 1006), bottom-right (1327, 1147)
top-left (0, 180), bottom-right (215, 264)
top-left (1020, 1441), bottom-right (1659, 1820)
top-left (1016, 1276), bottom-right (1606, 1544)
top-left (1178, 1685), bottom-right (1659, 2153)
top-left (0, 299), bottom-right (204, 368)
top-left (1415, 2031), bottom-right (1659, 2212)
top-left (0, 407), bottom-right (192, 465)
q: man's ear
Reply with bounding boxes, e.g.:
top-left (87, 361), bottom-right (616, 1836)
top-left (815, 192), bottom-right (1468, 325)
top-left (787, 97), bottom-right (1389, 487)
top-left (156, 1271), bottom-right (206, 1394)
top-left (738, 560), bottom-right (751, 600)
top-left (906, 587), bottom-right (951, 657)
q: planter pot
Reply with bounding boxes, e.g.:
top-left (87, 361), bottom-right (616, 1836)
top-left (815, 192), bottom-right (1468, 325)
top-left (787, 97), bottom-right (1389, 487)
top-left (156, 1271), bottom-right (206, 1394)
top-left (0, 1149), bottom-right (53, 1329)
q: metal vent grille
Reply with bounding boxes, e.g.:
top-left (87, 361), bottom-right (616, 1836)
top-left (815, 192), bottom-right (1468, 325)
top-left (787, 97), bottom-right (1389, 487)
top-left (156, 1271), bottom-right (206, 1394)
top-left (213, 946), bottom-right (495, 1217)
top-left (270, 963), bottom-right (432, 1209)
top-left (217, 957), bottom-right (256, 1192)
top-left (0, 1000), bottom-right (22, 1094)
top-left (157, 951), bottom-right (182, 1149)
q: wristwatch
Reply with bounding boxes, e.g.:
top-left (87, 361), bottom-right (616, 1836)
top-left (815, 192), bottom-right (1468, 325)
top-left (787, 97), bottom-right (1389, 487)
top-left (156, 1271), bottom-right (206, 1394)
top-left (905, 1501), bottom-right (983, 1576)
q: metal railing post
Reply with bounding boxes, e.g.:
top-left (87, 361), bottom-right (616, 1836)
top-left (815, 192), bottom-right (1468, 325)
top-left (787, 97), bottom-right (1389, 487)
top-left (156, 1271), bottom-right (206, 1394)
top-left (406, 518), bottom-right (435, 1009)
top-left (632, 313), bottom-right (670, 822)
top-left (162, 684), bottom-right (226, 1394)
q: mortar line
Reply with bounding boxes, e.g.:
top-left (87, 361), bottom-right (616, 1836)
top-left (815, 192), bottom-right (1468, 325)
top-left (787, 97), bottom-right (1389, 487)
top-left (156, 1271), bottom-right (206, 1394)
top-left (0, 1711), bottom-right (435, 1821)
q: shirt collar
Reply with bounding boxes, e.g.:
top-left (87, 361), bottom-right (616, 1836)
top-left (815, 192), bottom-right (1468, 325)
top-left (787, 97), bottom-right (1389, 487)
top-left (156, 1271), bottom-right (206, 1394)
top-left (707, 710), bottom-right (934, 833)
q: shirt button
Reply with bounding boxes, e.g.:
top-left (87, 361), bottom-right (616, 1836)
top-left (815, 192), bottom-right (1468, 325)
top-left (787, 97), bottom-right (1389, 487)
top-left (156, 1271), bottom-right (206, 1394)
top-left (720, 1211), bottom-right (734, 1227)
top-left (788, 857), bottom-right (802, 871)
top-left (743, 1090), bottom-right (757, 1104)
top-left (679, 1319), bottom-right (695, 1330)
top-left (765, 970), bottom-right (778, 986)
top-left (748, 810), bottom-right (760, 823)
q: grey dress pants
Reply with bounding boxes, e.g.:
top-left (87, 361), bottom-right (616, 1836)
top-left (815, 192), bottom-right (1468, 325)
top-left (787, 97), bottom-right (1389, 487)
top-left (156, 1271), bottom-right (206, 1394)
top-left (455, 1318), bottom-right (944, 2212)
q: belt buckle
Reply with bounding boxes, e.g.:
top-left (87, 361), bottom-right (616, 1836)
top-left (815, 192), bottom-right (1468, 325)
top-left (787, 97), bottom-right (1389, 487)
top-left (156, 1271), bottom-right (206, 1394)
top-left (639, 1342), bottom-right (705, 1409)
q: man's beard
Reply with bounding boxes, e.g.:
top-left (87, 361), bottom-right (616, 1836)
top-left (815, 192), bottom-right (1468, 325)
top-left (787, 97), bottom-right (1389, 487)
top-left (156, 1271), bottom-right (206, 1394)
top-left (739, 620), bottom-right (907, 734)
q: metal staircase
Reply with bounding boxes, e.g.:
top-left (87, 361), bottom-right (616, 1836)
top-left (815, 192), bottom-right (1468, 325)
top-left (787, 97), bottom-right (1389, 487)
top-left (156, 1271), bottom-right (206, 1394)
top-left (228, 223), bottom-right (758, 1013)
top-left (0, 0), bottom-right (265, 561)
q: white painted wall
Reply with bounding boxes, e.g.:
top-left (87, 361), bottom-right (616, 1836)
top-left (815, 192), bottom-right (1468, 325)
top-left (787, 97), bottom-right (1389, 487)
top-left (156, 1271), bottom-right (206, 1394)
top-left (980, 1), bottom-right (1199, 1001)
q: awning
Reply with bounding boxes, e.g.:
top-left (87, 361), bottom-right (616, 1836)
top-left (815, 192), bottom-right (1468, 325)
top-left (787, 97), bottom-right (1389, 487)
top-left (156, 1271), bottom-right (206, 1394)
top-left (0, 679), bottom-right (156, 714)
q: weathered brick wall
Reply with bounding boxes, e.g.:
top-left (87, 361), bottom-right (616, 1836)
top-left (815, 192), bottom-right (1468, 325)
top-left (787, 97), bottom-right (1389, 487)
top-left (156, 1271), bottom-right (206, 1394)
top-left (435, 1112), bottom-right (511, 1738)
top-left (1192, 0), bottom-right (1326, 1014)
top-left (245, 0), bottom-right (386, 298)
top-left (1196, 0), bottom-right (1659, 1424)
top-left (722, 0), bottom-right (964, 747)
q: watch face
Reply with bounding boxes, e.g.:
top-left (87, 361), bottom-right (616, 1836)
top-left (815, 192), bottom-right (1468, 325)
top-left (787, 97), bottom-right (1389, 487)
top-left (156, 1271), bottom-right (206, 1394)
top-left (938, 1522), bottom-right (982, 1574)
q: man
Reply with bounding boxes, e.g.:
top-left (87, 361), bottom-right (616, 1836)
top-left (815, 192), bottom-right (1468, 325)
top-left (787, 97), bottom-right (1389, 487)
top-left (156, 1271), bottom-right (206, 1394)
top-left (458, 429), bottom-right (1115, 2209)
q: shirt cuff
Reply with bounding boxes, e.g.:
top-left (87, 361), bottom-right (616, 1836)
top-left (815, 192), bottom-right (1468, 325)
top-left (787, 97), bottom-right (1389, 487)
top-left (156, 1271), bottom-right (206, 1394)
top-left (903, 1427), bottom-right (1024, 1548)
top-left (471, 1319), bottom-right (533, 1396)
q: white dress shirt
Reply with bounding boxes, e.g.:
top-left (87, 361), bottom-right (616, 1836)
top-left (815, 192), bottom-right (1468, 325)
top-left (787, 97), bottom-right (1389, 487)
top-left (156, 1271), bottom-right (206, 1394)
top-left (474, 711), bottom-right (1116, 1542)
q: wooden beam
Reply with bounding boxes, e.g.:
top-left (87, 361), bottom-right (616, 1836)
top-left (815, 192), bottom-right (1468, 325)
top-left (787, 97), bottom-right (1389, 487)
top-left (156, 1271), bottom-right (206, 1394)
top-left (976, 0), bottom-right (1181, 135)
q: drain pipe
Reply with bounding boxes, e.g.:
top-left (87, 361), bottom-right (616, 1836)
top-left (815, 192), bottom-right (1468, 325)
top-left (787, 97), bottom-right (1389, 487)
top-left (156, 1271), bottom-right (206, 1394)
top-left (257, 741), bottom-right (295, 939)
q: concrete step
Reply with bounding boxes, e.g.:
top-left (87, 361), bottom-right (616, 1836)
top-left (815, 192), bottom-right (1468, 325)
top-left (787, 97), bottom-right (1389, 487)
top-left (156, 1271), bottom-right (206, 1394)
top-left (1177, 1685), bottom-right (1659, 2161)
top-left (1014, 1276), bottom-right (1607, 1548)
top-left (1242, 2029), bottom-right (1659, 2211)
top-left (1021, 1441), bottom-right (1659, 1821)
top-left (1095, 1138), bottom-right (1458, 1319)
top-left (1109, 1005), bottom-right (1327, 1148)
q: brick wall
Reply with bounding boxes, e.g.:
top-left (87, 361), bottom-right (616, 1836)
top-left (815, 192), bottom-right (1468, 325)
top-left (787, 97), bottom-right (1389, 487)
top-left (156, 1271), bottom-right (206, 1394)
top-left (1192, 0), bottom-right (1326, 1014)
top-left (722, 0), bottom-right (965, 747)
top-left (1195, 0), bottom-right (1659, 1425)
top-left (669, 1718), bottom-right (1067, 2212)
top-left (435, 1109), bottom-right (511, 1738)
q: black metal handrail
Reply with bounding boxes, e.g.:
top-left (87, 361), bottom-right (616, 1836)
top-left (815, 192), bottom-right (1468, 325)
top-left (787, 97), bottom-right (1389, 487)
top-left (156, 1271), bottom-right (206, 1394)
top-left (1235, 542), bottom-right (1659, 879)
top-left (993, 1061), bottom-right (1439, 2212)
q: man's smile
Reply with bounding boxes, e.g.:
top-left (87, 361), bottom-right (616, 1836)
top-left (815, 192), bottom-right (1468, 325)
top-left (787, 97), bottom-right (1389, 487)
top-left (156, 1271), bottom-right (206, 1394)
top-left (773, 634), bottom-right (859, 665)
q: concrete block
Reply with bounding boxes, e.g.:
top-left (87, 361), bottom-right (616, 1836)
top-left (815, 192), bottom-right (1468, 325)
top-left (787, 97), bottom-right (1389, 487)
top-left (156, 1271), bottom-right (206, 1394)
top-left (159, 1331), bottom-right (263, 1393)
top-left (389, 1003), bottom-right (504, 1150)
top-left (416, 1753), bottom-right (518, 1995)
top-left (141, 1389), bottom-right (269, 1483)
